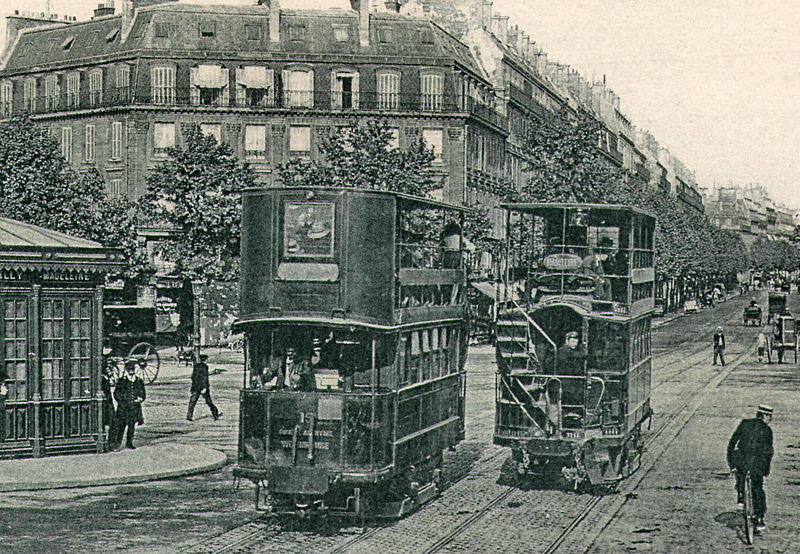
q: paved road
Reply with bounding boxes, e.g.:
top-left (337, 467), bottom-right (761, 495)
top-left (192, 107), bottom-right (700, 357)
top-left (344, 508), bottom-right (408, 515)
top-left (1, 293), bottom-right (798, 553)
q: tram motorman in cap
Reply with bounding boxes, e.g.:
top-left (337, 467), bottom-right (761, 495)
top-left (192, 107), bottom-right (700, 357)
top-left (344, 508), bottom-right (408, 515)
top-left (555, 331), bottom-right (587, 376)
top-left (727, 405), bottom-right (774, 532)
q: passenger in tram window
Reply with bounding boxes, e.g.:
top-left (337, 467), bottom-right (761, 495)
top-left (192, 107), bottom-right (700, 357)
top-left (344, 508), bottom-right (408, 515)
top-left (441, 221), bottom-right (462, 269)
top-left (555, 331), bottom-right (587, 376)
top-left (285, 347), bottom-right (310, 391)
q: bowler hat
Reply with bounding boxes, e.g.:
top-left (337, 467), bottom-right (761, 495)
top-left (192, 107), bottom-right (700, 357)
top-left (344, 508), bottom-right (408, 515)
top-left (757, 405), bottom-right (773, 416)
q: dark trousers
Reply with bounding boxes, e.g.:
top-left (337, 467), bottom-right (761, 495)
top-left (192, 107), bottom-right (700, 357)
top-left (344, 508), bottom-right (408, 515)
top-left (736, 471), bottom-right (766, 518)
top-left (713, 346), bottom-right (725, 365)
top-left (114, 407), bottom-right (138, 447)
top-left (188, 389), bottom-right (219, 419)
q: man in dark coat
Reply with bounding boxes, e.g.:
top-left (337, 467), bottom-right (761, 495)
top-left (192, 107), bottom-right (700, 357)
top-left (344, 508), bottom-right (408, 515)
top-left (187, 354), bottom-right (221, 421)
top-left (713, 326), bottom-right (726, 365)
top-left (727, 405), bottom-right (774, 530)
top-left (554, 331), bottom-right (587, 408)
top-left (113, 360), bottom-right (146, 450)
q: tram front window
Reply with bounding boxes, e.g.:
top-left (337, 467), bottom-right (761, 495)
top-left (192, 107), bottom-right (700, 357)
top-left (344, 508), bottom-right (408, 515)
top-left (246, 327), bottom-right (395, 392)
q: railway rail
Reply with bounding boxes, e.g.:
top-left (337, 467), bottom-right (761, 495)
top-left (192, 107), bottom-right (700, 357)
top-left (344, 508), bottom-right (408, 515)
top-left (182, 294), bottom-right (763, 554)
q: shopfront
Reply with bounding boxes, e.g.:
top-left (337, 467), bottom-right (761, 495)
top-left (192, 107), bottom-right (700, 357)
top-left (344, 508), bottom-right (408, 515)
top-left (0, 218), bottom-right (122, 458)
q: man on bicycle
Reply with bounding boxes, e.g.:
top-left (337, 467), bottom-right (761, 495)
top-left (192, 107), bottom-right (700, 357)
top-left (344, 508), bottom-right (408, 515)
top-left (727, 405), bottom-right (774, 531)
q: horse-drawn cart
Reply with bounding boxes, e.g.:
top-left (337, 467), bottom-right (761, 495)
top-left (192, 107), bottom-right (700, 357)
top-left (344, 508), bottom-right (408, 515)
top-left (103, 305), bottom-right (161, 384)
top-left (743, 305), bottom-right (762, 326)
top-left (767, 292), bottom-right (787, 324)
top-left (766, 313), bottom-right (797, 364)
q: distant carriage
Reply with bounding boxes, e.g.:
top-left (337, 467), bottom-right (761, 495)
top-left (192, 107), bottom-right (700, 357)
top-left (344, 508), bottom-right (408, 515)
top-left (742, 305), bottom-right (762, 326)
top-left (233, 187), bottom-right (470, 517)
top-left (493, 203), bottom-right (655, 489)
top-left (102, 305), bottom-right (160, 384)
top-left (766, 314), bottom-right (797, 364)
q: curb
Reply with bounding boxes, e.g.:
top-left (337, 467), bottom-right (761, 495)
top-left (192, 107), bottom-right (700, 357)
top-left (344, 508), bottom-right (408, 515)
top-left (0, 443), bottom-right (227, 493)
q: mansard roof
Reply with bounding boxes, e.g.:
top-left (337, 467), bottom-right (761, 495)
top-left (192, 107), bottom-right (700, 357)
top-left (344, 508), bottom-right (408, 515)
top-left (1, 3), bottom-right (486, 80)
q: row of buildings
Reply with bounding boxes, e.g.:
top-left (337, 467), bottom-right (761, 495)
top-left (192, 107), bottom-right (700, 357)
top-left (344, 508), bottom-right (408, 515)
top-left (704, 184), bottom-right (797, 246)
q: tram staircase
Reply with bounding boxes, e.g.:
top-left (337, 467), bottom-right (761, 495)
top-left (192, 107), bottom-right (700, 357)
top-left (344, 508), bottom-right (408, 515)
top-left (495, 304), bottom-right (550, 435)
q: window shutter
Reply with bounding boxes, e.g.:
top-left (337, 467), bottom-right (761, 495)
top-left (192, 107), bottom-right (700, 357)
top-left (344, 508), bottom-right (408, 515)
top-left (220, 68), bottom-right (230, 106)
top-left (282, 69), bottom-right (290, 106)
top-left (190, 67), bottom-right (199, 105)
top-left (235, 68), bottom-right (245, 106)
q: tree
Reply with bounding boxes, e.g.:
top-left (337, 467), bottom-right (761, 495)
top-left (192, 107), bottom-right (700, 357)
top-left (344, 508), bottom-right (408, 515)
top-left (278, 120), bottom-right (438, 197)
top-left (140, 128), bottom-right (256, 282)
top-left (0, 116), bottom-right (144, 278)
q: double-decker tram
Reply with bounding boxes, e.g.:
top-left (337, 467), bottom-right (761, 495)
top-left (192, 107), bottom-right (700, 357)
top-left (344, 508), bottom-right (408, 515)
top-left (493, 203), bottom-right (655, 488)
top-left (232, 187), bottom-right (469, 517)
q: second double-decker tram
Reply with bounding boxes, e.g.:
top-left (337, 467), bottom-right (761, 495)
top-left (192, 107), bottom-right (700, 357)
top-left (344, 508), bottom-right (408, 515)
top-left (494, 203), bottom-right (655, 488)
top-left (233, 187), bottom-right (470, 517)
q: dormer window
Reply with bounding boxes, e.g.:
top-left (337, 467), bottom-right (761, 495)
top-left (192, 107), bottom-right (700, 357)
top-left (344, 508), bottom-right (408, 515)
top-left (377, 27), bottom-right (393, 43)
top-left (190, 64), bottom-right (229, 106)
top-left (245, 24), bottom-right (262, 41)
top-left (105, 28), bottom-right (119, 43)
top-left (155, 22), bottom-right (170, 38)
top-left (200, 21), bottom-right (216, 38)
top-left (61, 36), bottom-right (75, 50)
top-left (236, 66), bottom-right (274, 107)
top-left (333, 25), bottom-right (348, 42)
top-left (288, 25), bottom-right (305, 41)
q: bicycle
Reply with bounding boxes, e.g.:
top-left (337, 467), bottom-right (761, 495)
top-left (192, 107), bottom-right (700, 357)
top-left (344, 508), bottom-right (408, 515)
top-left (739, 468), bottom-right (757, 545)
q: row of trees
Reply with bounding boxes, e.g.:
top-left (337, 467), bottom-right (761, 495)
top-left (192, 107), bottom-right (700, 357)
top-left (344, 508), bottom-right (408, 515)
top-left (0, 114), bottom-right (796, 295)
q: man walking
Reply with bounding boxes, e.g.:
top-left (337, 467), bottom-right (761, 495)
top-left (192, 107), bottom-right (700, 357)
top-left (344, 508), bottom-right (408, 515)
top-left (727, 405), bottom-right (774, 532)
top-left (187, 354), bottom-right (222, 421)
top-left (713, 326), bottom-right (726, 366)
top-left (113, 360), bottom-right (146, 450)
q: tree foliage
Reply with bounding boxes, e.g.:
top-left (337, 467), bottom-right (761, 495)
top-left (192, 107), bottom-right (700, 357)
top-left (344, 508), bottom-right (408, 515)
top-left (140, 129), bottom-right (256, 282)
top-left (750, 237), bottom-right (800, 272)
top-left (0, 116), bottom-right (144, 278)
top-left (278, 120), bottom-right (438, 197)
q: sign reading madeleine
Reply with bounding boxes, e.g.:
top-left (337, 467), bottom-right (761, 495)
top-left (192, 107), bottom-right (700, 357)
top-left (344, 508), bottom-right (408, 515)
top-left (283, 201), bottom-right (335, 258)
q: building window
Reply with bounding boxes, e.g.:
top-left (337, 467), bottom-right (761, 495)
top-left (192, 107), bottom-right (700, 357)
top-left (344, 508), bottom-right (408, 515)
top-left (333, 25), bottom-right (348, 42)
top-left (110, 121), bottom-right (123, 160)
top-left (387, 128), bottom-right (400, 150)
top-left (245, 24), bottom-right (262, 40)
top-left (84, 124), bottom-right (95, 162)
top-left (88, 69), bottom-right (103, 107)
top-left (199, 123), bottom-right (221, 143)
top-left (235, 66), bottom-right (274, 107)
top-left (66, 72), bottom-right (80, 108)
top-left (151, 66), bottom-right (175, 105)
top-left (153, 122), bottom-right (176, 155)
top-left (23, 78), bottom-right (37, 112)
top-left (109, 178), bottom-right (124, 199)
top-left (288, 25), bottom-right (305, 41)
top-left (377, 70), bottom-right (400, 110)
top-left (61, 126), bottom-right (73, 162)
top-left (288, 125), bottom-right (311, 156)
top-left (0, 81), bottom-right (12, 116)
top-left (331, 70), bottom-right (359, 109)
top-left (44, 75), bottom-right (59, 110)
top-left (200, 21), bottom-right (216, 38)
top-left (420, 72), bottom-right (443, 112)
top-left (105, 28), bottom-right (119, 43)
top-left (283, 68), bottom-right (313, 108)
top-left (377, 27), bottom-right (393, 43)
top-left (116, 65), bottom-right (130, 102)
top-left (62, 36), bottom-right (75, 50)
top-left (2, 299), bottom-right (28, 402)
top-left (190, 65), bottom-right (229, 106)
top-left (422, 128), bottom-right (443, 162)
top-left (154, 21), bottom-right (170, 38)
top-left (244, 124), bottom-right (267, 159)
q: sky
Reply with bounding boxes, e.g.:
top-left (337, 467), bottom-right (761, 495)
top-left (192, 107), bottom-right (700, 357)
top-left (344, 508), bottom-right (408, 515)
top-left (2, 0), bottom-right (799, 207)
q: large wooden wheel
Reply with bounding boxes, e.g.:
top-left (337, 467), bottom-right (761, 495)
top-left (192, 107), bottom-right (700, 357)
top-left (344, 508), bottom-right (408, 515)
top-left (128, 342), bottom-right (160, 384)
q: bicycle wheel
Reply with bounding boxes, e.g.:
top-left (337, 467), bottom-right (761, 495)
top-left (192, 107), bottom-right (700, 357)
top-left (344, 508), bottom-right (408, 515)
top-left (743, 472), bottom-right (755, 545)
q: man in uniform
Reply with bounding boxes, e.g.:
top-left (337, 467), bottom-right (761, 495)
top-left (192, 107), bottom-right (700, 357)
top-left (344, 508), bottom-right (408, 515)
top-left (727, 405), bottom-right (774, 531)
top-left (555, 331), bottom-right (587, 376)
top-left (113, 360), bottom-right (146, 450)
top-left (187, 354), bottom-right (222, 421)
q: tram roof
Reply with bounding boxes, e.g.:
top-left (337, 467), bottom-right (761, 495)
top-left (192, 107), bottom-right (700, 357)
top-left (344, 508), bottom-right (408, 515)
top-left (500, 202), bottom-right (655, 219)
top-left (242, 187), bottom-right (471, 213)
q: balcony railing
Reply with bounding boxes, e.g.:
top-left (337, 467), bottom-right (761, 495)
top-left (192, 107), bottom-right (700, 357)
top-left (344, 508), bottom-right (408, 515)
top-left (1, 87), bottom-right (508, 124)
top-left (508, 84), bottom-right (548, 118)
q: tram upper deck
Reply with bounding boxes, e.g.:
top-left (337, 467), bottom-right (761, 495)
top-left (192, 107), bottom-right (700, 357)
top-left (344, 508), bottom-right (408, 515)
top-left (501, 203), bottom-right (656, 318)
top-left (238, 187), bottom-right (469, 330)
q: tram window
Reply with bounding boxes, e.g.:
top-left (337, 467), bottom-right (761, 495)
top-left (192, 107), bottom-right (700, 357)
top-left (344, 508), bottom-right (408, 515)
top-left (588, 321), bottom-right (627, 372)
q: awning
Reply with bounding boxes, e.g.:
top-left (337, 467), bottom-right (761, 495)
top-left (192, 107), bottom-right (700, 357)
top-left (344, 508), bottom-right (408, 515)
top-left (237, 66), bottom-right (269, 88)
top-left (471, 281), bottom-right (520, 302)
top-left (195, 64), bottom-right (227, 87)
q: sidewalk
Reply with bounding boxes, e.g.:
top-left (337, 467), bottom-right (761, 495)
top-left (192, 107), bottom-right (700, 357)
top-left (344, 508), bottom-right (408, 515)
top-left (0, 442), bottom-right (226, 492)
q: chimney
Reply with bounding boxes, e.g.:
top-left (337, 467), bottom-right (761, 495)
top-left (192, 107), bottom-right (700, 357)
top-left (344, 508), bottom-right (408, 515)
top-left (269, 0), bottom-right (280, 42)
top-left (121, 0), bottom-right (134, 40)
top-left (491, 15), bottom-right (508, 42)
top-left (350, 0), bottom-right (370, 46)
top-left (384, 0), bottom-right (401, 12)
top-left (521, 32), bottom-right (529, 57)
top-left (94, 3), bottom-right (115, 18)
top-left (481, 1), bottom-right (492, 30)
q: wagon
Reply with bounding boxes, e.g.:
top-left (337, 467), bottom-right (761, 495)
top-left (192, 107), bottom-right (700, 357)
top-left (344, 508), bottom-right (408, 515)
top-left (742, 306), bottom-right (762, 326)
top-left (767, 314), bottom-right (797, 364)
top-left (103, 305), bottom-right (161, 384)
top-left (767, 293), bottom-right (787, 324)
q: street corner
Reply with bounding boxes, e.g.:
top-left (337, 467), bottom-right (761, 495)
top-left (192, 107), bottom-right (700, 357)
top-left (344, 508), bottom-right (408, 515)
top-left (0, 443), bottom-right (228, 493)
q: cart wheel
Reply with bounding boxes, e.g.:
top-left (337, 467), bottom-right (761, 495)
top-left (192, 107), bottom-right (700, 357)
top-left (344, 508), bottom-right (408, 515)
top-left (128, 342), bottom-right (160, 385)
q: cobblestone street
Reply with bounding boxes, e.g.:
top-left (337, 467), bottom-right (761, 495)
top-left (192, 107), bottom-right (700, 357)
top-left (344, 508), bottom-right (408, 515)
top-left (0, 293), bottom-right (799, 553)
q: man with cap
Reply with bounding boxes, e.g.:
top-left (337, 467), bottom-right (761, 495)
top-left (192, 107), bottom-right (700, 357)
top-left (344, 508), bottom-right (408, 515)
top-left (113, 360), bottom-right (146, 450)
top-left (555, 331), bottom-right (587, 376)
top-left (187, 354), bottom-right (221, 421)
top-left (727, 405), bottom-right (774, 531)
